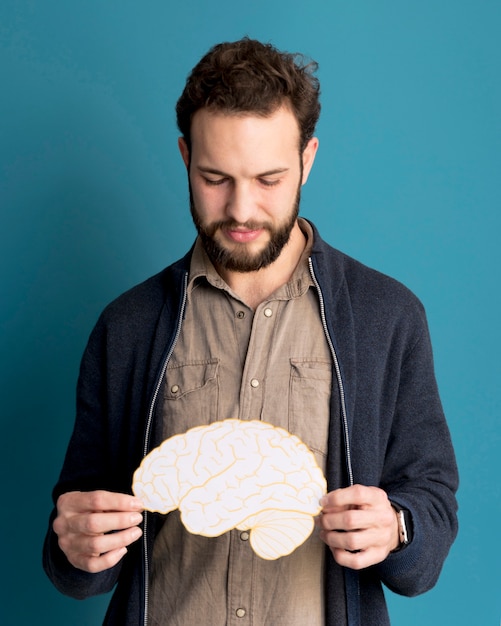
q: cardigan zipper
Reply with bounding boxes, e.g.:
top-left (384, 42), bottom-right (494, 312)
top-left (309, 258), bottom-right (361, 626)
top-left (142, 271), bottom-right (189, 626)
top-left (308, 257), bottom-right (354, 487)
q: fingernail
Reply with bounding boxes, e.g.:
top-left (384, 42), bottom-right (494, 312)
top-left (130, 512), bottom-right (143, 525)
top-left (117, 547), bottom-right (128, 559)
top-left (320, 496), bottom-right (328, 507)
top-left (131, 527), bottom-right (142, 541)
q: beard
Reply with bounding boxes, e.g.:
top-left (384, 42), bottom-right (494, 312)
top-left (189, 184), bottom-right (302, 273)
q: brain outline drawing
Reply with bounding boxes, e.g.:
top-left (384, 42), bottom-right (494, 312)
top-left (132, 419), bottom-right (327, 559)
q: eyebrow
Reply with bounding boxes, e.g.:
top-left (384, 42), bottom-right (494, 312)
top-left (196, 166), bottom-right (290, 178)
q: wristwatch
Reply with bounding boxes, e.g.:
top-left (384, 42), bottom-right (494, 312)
top-left (390, 502), bottom-right (412, 550)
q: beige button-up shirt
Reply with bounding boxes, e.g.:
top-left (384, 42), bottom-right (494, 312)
top-left (149, 220), bottom-right (332, 625)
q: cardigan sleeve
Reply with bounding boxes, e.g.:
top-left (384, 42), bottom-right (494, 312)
top-left (42, 264), bottom-right (183, 603)
top-left (42, 316), bottom-right (126, 598)
top-left (374, 310), bottom-right (459, 596)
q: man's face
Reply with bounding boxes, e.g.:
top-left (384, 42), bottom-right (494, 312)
top-left (179, 106), bottom-right (318, 273)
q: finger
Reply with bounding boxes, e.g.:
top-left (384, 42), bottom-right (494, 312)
top-left (323, 506), bottom-right (397, 540)
top-left (80, 525), bottom-right (143, 557)
top-left (66, 511), bottom-right (143, 536)
top-left (319, 528), bottom-right (365, 553)
top-left (69, 546), bottom-right (129, 574)
top-left (321, 485), bottom-right (379, 511)
top-left (78, 548), bottom-right (127, 574)
top-left (330, 546), bottom-right (389, 570)
top-left (60, 526), bottom-right (143, 573)
top-left (318, 508), bottom-right (368, 532)
top-left (58, 490), bottom-right (143, 515)
top-left (320, 522), bottom-right (395, 554)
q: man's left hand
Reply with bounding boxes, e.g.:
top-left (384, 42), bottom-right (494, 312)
top-left (316, 484), bottom-right (400, 569)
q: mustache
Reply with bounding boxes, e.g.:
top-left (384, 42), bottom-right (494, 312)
top-left (203, 219), bottom-right (273, 237)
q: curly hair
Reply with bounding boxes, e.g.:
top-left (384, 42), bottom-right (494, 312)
top-left (176, 37), bottom-right (321, 152)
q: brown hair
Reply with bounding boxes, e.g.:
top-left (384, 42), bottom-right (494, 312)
top-left (176, 37), bottom-right (321, 152)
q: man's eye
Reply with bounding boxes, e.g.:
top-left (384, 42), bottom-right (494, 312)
top-left (259, 178), bottom-right (280, 187)
top-left (204, 177), bottom-right (227, 186)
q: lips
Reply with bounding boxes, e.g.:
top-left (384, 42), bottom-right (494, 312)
top-left (225, 228), bottom-right (264, 243)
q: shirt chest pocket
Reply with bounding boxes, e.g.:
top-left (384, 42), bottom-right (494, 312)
top-left (163, 359), bottom-right (220, 437)
top-left (289, 358), bottom-right (332, 465)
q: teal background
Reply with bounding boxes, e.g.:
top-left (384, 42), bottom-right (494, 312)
top-left (1, 1), bottom-right (499, 624)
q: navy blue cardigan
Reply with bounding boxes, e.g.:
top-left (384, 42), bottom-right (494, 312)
top-left (43, 222), bottom-right (458, 625)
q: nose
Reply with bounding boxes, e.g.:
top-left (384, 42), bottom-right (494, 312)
top-left (225, 181), bottom-right (255, 224)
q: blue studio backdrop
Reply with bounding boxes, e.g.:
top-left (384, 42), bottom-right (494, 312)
top-left (1, 2), bottom-right (500, 624)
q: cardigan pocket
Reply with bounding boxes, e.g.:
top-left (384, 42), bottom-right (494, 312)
top-left (162, 358), bottom-right (220, 438)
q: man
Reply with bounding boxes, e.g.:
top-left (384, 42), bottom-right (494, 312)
top-left (43, 38), bottom-right (458, 625)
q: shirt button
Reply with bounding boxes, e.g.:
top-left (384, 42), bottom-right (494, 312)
top-left (171, 385), bottom-right (180, 394)
top-left (236, 608), bottom-right (246, 618)
top-left (263, 307), bottom-right (273, 318)
top-left (236, 310), bottom-right (245, 319)
top-left (240, 531), bottom-right (250, 541)
top-left (250, 378), bottom-right (260, 388)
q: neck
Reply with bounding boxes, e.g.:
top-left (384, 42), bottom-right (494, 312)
top-left (216, 221), bottom-right (306, 309)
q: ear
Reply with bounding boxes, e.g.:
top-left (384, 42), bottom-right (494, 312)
top-left (178, 137), bottom-right (190, 169)
top-left (301, 137), bottom-right (319, 185)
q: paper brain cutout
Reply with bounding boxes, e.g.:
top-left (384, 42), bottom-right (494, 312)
top-left (132, 419), bottom-right (326, 560)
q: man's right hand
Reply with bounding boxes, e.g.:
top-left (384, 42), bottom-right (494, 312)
top-left (53, 490), bottom-right (144, 573)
